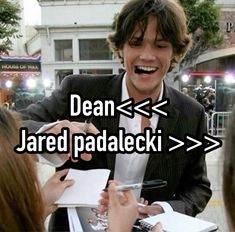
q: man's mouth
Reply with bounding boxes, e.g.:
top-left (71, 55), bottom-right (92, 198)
top-left (135, 66), bottom-right (158, 74)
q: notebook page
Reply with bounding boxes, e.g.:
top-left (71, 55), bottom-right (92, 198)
top-left (140, 211), bottom-right (218, 232)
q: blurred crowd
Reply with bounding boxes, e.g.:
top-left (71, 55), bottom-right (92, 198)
top-left (182, 85), bottom-right (215, 115)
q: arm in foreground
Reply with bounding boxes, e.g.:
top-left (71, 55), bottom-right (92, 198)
top-left (107, 182), bottom-right (138, 232)
top-left (41, 169), bottom-right (74, 218)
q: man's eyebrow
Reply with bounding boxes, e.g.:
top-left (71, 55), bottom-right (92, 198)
top-left (155, 37), bottom-right (166, 41)
top-left (155, 37), bottom-right (170, 42)
top-left (128, 37), bottom-right (143, 43)
top-left (130, 36), bottom-right (142, 40)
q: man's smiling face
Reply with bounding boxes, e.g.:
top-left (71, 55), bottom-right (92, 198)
top-left (121, 16), bottom-right (174, 100)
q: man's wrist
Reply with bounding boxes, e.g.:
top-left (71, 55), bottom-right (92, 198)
top-left (151, 201), bottom-right (173, 213)
top-left (36, 121), bottom-right (66, 167)
top-left (36, 121), bottom-right (59, 133)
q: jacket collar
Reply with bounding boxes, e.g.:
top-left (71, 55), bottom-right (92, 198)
top-left (144, 83), bottom-right (181, 180)
top-left (101, 73), bottom-right (124, 175)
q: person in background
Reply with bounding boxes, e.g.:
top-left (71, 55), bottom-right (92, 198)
top-left (0, 107), bottom-right (74, 231)
top-left (223, 106), bottom-right (235, 231)
top-left (182, 87), bottom-right (189, 96)
top-left (202, 97), bottom-right (214, 115)
top-left (19, 0), bottom-right (212, 230)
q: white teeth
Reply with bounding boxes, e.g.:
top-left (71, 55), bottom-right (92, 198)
top-left (137, 66), bottom-right (157, 72)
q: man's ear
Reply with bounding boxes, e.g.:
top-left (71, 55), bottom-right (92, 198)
top-left (171, 54), bottom-right (177, 64)
top-left (118, 50), bottom-right (124, 65)
top-left (119, 50), bottom-right (123, 58)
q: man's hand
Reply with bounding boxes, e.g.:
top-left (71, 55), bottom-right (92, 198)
top-left (152, 222), bottom-right (163, 232)
top-left (44, 120), bottom-right (99, 162)
top-left (99, 188), bottom-right (109, 213)
top-left (42, 169), bottom-right (74, 217)
top-left (99, 180), bottom-right (127, 213)
top-left (99, 185), bottom-right (149, 215)
top-left (107, 182), bottom-right (138, 232)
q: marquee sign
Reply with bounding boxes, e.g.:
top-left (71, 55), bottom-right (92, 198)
top-left (0, 62), bottom-right (41, 72)
top-left (0, 55), bottom-right (41, 73)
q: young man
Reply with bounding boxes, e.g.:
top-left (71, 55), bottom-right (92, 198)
top-left (20, 0), bottom-right (211, 230)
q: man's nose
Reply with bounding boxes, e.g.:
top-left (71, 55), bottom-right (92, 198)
top-left (139, 44), bottom-right (156, 61)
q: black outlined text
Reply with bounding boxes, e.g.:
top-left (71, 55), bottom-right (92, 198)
top-left (70, 94), bottom-right (116, 117)
top-left (72, 128), bottom-right (163, 158)
top-left (14, 128), bottom-right (69, 154)
top-left (14, 127), bottom-right (222, 156)
top-left (69, 94), bottom-right (169, 118)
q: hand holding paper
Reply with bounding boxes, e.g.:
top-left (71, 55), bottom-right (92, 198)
top-left (42, 169), bottom-right (75, 216)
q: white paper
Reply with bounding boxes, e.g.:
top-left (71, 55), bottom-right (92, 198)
top-left (55, 169), bottom-right (110, 207)
top-left (140, 211), bottom-right (218, 232)
top-left (67, 207), bottom-right (83, 232)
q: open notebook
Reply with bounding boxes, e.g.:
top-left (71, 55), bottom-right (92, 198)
top-left (139, 211), bottom-right (218, 232)
top-left (55, 168), bottom-right (110, 207)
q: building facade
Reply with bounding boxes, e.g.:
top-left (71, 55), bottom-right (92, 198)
top-left (33, 0), bottom-right (235, 90)
top-left (178, 1), bottom-right (235, 111)
top-left (35, 0), bottom-right (125, 89)
top-left (0, 0), bottom-right (42, 109)
top-left (4, 0), bottom-right (235, 111)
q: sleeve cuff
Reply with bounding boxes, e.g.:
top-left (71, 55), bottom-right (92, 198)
top-left (36, 153), bottom-right (66, 167)
top-left (151, 201), bottom-right (174, 213)
top-left (36, 121), bottom-right (66, 167)
top-left (36, 121), bottom-right (60, 134)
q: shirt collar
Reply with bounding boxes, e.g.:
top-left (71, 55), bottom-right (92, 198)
top-left (121, 73), bottom-right (130, 101)
top-left (121, 73), bottom-right (164, 129)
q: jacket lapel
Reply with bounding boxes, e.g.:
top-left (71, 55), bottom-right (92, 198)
top-left (144, 83), bottom-right (180, 180)
top-left (100, 73), bottom-right (124, 177)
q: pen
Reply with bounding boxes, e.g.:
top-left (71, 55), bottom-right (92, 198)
top-left (83, 117), bottom-right (93, 134)
top-left (116, 179), bottom-right (167, 191)
top-left (103, 179), bottom-right (167, 192)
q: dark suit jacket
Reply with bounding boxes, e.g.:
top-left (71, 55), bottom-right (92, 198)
top-left (20, 73), bottom-right (211, 219)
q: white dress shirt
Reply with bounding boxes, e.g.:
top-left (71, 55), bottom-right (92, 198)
top-left (114, 74), bottom-right (163, 197)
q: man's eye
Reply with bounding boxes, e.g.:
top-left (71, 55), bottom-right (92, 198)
top-left (156, 44), bottom-right (168, 48)
top-left (129, 40), bottom-right (142, 47)
top-left (156, 42), bottom-right (171, 48)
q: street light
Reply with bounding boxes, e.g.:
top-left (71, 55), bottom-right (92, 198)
top-left (26, 78), bottom-right (37, 89)
top-left (204, 75), bottom-right (212, 84)
top-left (181, 74), bottom-right (190, 83)
top-left (5, 80), bottom-right (13, 89)
top-left (224, 73), bottom-right (235, 84)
